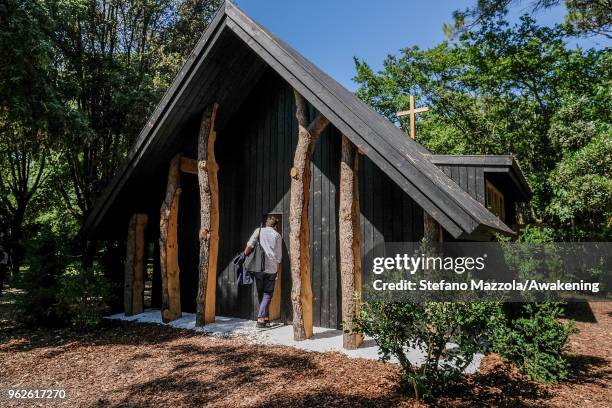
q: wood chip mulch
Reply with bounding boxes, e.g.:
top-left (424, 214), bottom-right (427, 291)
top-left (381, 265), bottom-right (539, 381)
top-left (0, 295), bottom-right (610, 407)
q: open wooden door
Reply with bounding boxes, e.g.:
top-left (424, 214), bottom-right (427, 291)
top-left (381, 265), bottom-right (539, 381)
top-left (268, 213), bottom-right (283, 321)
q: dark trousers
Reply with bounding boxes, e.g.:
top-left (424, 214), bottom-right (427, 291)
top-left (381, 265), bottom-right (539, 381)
top-left (254, 272), bottom-right (277, 319)
top-left (0, 265), bottom-right (6, 294)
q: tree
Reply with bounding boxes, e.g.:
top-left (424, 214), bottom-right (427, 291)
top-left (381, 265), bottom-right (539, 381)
top-left (0, 0), bottom-right (62, 274)
top-left (46, 0), bottom-right (218, 224)
top-left (451, 0), bottom-right (612, 38)
top-left (353, 15), bottom-right (611, 240)
top-left (548, 133), bottom-right (612, 240)
top-left (2, 0), bottom-right (223, 267)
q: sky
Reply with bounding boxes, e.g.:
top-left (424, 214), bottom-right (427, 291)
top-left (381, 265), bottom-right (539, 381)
top-left (235, 0), bottom-right (605, 91)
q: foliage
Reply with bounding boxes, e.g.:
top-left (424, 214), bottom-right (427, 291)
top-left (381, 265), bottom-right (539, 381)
top-left (354, 301), bottom-right (498, 400)
top-left (16, 225), bottom-right (68, 327)
top-left (354, 14), bottom-right (611, 241)
top-left (45, 0), bottom-right (223, 226)
top-left (0, 0), bottom-right (63, 273)
top-left (490, 302), bottom-right (575, 382)
top-left (518, 224), bottom-right (556, 243)
top-left (357, 300), bottom-right (575, 392)
top-left (564, 0), bottom-right (612, 38)
top-left (548, 132), bottom-right (612, 239)
top-left (0, 0), bottom-right (222, 272)
top-left (450, 0), bottom-right (612, 39)
top-left (16, 222), bottom-right (110, 328)
top-left (57, 264), bottom-right (111, 329)
top-left (12, 218), bottom-right (114, 328)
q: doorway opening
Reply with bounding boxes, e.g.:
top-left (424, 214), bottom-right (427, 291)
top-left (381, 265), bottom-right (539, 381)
top-left (267, 213), bottom-right (283, 321)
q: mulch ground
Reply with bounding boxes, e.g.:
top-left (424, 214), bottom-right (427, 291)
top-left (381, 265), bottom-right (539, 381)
top-left (0, 291), bottom-right (610, 407)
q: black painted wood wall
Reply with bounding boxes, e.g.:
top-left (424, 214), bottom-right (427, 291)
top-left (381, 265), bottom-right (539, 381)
top-left (437, 164), bottom-right (517, 226)
top-left (359, 157), bottom-right (424, 291)
top-left (437, 165), bottom-right (486, 205)
top-left (175, 70), bottom-right (424, 329)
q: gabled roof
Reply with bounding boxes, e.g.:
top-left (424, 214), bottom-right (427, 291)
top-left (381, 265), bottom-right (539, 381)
top-left (84, 1), bottom-right (515, 239)
top-left (429, 155), bottom-right (531, 201)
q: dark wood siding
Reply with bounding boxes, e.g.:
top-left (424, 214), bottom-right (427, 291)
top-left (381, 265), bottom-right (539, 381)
top-left (359, 156), bottom-right (424, 294)
top-left (438, 165), bottom-right (486, 205)
top-left (436, 164), bottom-right (518, 227)
top-left (176, 70), bottom-right (424, 328)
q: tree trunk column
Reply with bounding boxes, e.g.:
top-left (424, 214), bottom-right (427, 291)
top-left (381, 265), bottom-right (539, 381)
top-left (160, 155), bottom-right (182, 323)
top-left (339, 135), bottom-right (363, 349)
top-left (423, 213), bottom-right (442, 242)
top-left (196, 103), bottom-right (220, 327)
top-left (124, 217), bottom-right (136, 316)
top-left (289, 90), bottom-right (329, 341)
top-left (124, 213), bottom-right (148, 316)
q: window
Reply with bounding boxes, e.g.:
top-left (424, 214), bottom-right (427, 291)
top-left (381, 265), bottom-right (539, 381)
top-left (485, 180), bottom-right (505, 222)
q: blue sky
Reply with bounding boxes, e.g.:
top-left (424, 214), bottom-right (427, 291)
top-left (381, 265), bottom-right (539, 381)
top-left (235, 0), bottom-right (604, 91)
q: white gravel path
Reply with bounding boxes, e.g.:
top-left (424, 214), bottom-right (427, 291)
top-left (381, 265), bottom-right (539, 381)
top-left (106, 309), bottom-right (482, 373)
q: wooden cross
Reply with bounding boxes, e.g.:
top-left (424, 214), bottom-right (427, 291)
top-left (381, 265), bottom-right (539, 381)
top-left (396, 95), bottom-right (429, 140)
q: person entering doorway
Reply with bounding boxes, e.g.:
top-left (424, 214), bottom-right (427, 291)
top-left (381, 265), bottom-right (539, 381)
top-left (244, 215), bottom-right (282, 328)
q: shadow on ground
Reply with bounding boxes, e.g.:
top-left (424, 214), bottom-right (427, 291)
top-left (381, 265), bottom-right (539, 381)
top-left (563, 302), bottom-right (597, 322)
top-left (442, 363), bottom-right (551, 407)
top-left (2, 289), bottom-right (611, 408)
top-left (565, 354), bottom-right (611, 385)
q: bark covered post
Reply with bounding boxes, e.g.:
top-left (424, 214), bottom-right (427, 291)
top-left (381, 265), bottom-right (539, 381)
top-left (289, 90), bottom-right (329, 341)
top-left (196, 103), bottom-right (220, 327)
top-left (131, 214), bottom-right (148, 314)
top-left (160, 154), bottom-right (182, 323)
top-left (124, 215), bottom-right (137, 316)
top-left (423, 213), bottom-right (442, 243)
top-left (339, 135), bottom-right (363, 349)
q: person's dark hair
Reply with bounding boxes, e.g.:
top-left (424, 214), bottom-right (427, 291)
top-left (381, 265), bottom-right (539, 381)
top-left (265, 215), bottom-right (279, 228)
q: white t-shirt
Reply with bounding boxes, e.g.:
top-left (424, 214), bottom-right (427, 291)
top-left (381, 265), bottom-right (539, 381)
top-left (248, 227), bottom-right (282, 274)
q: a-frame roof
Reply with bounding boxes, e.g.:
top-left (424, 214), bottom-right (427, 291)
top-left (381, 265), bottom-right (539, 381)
top-left (84, 1), bottom-right (514, 239)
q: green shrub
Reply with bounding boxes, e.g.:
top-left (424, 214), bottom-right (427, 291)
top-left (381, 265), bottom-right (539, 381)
top-left (57, 264), bottom-right (111, 329)
top-left (354, 301), bottom-right (498, 400)
top-left (490, 302), bottom-right (575, 383)
top-left (16, 226), bottom-right (111, 329)
top-left (16, 227), bottom-right (67, 327)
